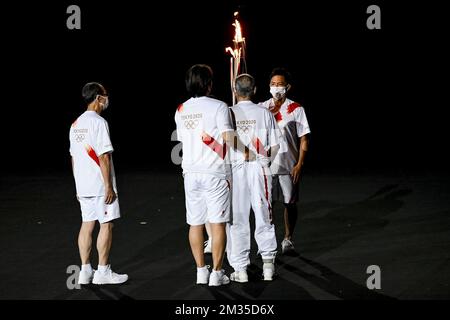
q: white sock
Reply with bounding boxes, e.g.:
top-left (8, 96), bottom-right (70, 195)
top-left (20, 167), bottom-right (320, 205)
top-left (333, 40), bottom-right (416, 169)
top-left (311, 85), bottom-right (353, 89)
top-left (98, 264), bottom-right (109, 274)
top-left (212, 269), bottom-right (222, 274)
top-left (197, 266), bottom-right (208, 272)
top-left (81, 264), bottom-right (92, 273)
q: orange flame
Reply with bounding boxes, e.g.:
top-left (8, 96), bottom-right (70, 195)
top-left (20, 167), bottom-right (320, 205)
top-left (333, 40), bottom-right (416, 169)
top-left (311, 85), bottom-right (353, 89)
top-left (226, 12), bottom-right (246, 105)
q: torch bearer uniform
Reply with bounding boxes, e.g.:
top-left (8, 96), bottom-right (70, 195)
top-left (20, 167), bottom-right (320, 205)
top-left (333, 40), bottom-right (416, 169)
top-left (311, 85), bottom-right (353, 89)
top-left (259, 98), bottom-right (311, 204)
top-left (227, 101), bottom-right (281, 279)
top-left (69, 111), bottom-right (120, 224)
top-left (175, 96), bottom-right (234, 226)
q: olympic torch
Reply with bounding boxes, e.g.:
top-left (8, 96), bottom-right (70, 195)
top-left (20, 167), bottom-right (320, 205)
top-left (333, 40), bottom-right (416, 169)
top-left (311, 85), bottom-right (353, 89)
top-left (225, 12), bottom-right (247, 106)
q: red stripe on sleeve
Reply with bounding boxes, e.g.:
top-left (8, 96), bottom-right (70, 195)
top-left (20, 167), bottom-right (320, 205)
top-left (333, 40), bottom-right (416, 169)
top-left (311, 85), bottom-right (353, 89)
top-left (201, 131), bottom-right (227, 159)
top-left (287, 102), bottom-right (300, 114)
top-left (85, 145), bottom-right (100, 167)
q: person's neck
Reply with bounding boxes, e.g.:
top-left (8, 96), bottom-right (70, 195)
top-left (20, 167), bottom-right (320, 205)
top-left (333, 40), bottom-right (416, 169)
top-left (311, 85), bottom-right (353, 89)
top-left (237, 97), bottom-right (251, 103)
top-left (273, 97), bottom-right (286, 108)
top-left (87, 104), bottom-right (101, 115)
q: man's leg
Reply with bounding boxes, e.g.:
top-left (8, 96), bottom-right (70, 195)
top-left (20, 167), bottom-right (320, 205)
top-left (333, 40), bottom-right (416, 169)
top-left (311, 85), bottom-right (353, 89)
top-left (283, 203), bottom-right (298, 240)
top-left (204, 222), bottom-right (212, 253)
top-left (205, 176), bottom-right (231, 286)
top-left (93, 220), bottom-right (128, 284)
top-left (228, 164), bottom-right (251, 279)
top-left (78, 221), bottom-right (96, 264)
top-left (279, 175), bottom-right (299, 253)
top-left (251, 165), bottom-right (277, 280)
top-left (97, 221), bottom-right (113, 266)
top-left (189, 224), bottom-right (206, 268)
top-left (210, 222), bottom-right (227, 271)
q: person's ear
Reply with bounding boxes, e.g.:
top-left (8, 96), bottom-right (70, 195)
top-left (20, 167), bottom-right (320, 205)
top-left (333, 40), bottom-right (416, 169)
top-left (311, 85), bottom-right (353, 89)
top-left (286, 84), bottom-right (291, 92)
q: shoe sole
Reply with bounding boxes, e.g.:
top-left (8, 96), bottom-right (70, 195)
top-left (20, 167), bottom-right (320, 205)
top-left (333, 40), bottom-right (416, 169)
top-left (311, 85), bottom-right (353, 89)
top-left (209, 279), bottom-right (230, 286)
top-left (230, 275), bottom-right (248, 283)
top-left (92, 281), bottom-right (127, 285)
top-left (92, 279), bottom-right (128, 285)
top-left (78, 280), bottom-right (92, 285)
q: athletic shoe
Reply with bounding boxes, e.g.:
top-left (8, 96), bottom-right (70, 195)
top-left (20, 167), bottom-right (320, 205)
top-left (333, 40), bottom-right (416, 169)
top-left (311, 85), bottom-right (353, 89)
top-left (92, 265), bottom-right (128, 285)
top-left (281, 239), bottom-right (295, 254)
top-left (230, 270), bottom-right (249, 283)
top-left (209, 269), bottom-right (230, 286)
top-left (204, 239), bottom-right (212, 254)
top-left (78, 269), bottom-right (95, 285)
top-left (263, 262), bottom-right (275, 281)
top-left (197, 265), bottom-right (210, 285)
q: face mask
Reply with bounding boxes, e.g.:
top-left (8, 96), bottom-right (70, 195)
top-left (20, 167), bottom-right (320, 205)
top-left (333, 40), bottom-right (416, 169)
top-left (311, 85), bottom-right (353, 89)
top-left (102, 97), bottom-right (109, 110)
top-left (270, 86), bottom-right (286, 100)
top-left (96, 95), bottom-right (109, 110)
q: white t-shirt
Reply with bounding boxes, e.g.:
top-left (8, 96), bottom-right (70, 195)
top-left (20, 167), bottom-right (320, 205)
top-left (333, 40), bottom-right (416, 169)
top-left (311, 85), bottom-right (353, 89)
top-left (230, 101), bottom-right (281, 168)
top-left (69, 111), bottom-right (117, 197)
top-left (260, 98), bottom-right (311, 175)
top-left (175, 96), bottom-right (234, 179)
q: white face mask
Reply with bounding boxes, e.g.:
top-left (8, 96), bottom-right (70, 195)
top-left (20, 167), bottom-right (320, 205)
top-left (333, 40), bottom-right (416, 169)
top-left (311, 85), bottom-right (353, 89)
top-left (102, 97), bottom-right (109, 110)
top-left (270, 86), bottom-right (286, 100)
top-left (96, 95), bottom-right (109, 110)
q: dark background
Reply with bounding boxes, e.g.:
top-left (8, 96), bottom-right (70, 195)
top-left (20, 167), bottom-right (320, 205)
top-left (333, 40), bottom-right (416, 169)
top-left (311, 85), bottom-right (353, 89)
top-left (1, 0), bottom-right (448, 175)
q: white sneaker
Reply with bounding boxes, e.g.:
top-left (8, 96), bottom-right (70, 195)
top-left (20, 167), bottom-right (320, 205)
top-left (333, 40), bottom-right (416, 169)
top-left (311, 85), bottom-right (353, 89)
top-left (92, 265), bottom-right (128, 285)
top-left (196, 266), bottom-right (210, 285)
top-left (209, 270), bottom-right (230, 286)
top-left (281, 239), bottom-right (295, 254)
top-left (204, 239), bottom-right (212, 254)
top-left (78, 269), bottom-right (95, 285)
top-left (230, 270), bottom-right (248, 283)
top-left (263, 262), bottom-right (275, 281)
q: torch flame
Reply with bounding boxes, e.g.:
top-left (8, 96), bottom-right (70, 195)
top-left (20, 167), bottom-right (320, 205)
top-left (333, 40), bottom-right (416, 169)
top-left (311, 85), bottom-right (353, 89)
top-left (226, 12), bottom-right (247, 105)
top-left (233, 19), bottom-right (244, 43)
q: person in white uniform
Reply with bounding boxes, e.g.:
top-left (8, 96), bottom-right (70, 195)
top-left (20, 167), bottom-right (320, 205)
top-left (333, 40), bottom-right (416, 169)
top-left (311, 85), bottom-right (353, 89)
top-left (227, 74), bottom-right (281, 282)
top-left (175, 64), bottom-right (234, 286)
top-left (260, 68), bottom-right (311, 254)
top-left (69, 82), bottom-right (128, 285)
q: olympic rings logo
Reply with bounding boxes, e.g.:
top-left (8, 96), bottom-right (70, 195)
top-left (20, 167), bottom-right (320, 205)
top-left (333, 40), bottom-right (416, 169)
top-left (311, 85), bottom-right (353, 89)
top-left (75, 134), bottom-right (85, 142)
top-left (237, 125), bottom-right (252, 135)
top-left (184, 119), bottom-right (199, 129)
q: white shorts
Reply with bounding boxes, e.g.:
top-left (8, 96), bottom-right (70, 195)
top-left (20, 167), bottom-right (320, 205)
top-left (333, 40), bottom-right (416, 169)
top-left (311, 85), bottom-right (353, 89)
top-left (272, 174), bottom-right (299, 204)
top-left (78, 196), bottom-right (121, 224)
top-left (184, 173), bottom-right (231, 226)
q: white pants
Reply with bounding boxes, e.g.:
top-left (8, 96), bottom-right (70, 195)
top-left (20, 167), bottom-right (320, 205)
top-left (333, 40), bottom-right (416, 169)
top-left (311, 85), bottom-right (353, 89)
top-left (227, 162), bottom-right (277, 271)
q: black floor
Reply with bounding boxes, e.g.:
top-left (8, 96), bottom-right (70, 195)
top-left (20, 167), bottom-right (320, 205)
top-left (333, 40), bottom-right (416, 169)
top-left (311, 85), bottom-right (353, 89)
top-left (1, 170), bottom-right (449, 300)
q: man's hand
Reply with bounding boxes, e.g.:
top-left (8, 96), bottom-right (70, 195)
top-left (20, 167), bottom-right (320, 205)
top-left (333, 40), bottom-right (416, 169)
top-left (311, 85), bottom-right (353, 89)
top-left (291, 163), bottom-right (302, 184)
top-left (105, 187), bottom-right (116, 204)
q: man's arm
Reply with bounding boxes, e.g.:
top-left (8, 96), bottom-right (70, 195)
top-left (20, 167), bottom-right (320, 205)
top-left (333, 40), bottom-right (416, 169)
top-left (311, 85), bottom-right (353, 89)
top-left (98, 152), bottom-right (116, 204)
top-left (291, 135), bottom-right (309, 184)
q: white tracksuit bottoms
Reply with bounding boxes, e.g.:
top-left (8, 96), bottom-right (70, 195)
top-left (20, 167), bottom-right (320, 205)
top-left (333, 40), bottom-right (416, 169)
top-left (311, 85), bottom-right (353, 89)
top-left (227, 162), bottom-right (277, 271)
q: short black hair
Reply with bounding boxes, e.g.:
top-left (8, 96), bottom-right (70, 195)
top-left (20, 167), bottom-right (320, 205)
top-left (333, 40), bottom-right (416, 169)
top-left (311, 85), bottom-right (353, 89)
top-left (185, 64), bottom-right (213, 97)
top-left (270, 67), bottom-right (292, 84)
top-left (82, 82), bottom-right (106, 105)
top-left (235, 73), bottom-right (255, 98)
